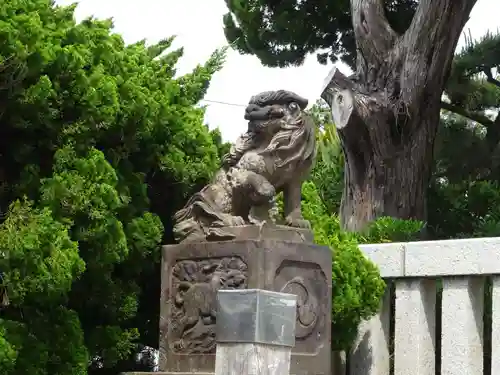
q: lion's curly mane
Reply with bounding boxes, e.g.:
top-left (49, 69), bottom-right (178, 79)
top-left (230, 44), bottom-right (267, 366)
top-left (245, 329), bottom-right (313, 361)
top-left (226, 90), bottom-right (316, 174)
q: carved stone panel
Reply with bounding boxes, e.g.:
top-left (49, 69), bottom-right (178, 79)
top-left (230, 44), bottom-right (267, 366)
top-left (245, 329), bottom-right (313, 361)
top-left (169, 257), bottom-right (248, 354)
top-left (266, 243), bottom-right (332, 375)
top-left (274, 260), bottom-right (328, 354)
top-left (160, 227), bottom-right (332, 375)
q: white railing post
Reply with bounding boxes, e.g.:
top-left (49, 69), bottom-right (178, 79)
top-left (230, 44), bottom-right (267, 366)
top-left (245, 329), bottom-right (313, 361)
top-left (441, 277), bottom-right (484, 375)
top-left (214, 289), bottom-right (297, 375)
top-left (394, 279), bottom-right (436, 375)
top-left (348, 285), bottom-right (391, 375)
top-left (348, 242), bottom-right (405, 375)
top-left (355, 237), bottom-right (500, 375)
top-left (491, 276), bottom-right (500, 374)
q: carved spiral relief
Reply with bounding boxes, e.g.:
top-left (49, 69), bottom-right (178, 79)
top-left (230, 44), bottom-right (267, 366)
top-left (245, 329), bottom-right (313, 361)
top-left (280, 277), bottom-right (319, 338)
top-left (274, 260), bottom-right (327, 347)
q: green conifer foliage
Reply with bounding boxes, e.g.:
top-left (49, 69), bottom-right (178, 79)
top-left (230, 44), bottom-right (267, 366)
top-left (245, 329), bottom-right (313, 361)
top-left (0, 1), bottom-right (225, 373)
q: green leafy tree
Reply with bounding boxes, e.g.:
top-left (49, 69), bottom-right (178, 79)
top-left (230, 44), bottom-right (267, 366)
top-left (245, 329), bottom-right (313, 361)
top-left (424, 32), bottom-right (500, 239)
top-left (307, 101), bottom-right (344, 215)
top-left (223, 0), bottom-right (417, 69)
top-left (224, 0), bottom-right (478, 231)
top-left (301, 181), bottom-right (384, 350)
top-left (0, 1), bottom-right (225, 374)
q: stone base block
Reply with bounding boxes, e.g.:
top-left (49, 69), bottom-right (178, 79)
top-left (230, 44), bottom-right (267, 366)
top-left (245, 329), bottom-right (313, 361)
top-left (159, 225), bottom-right (332, 375)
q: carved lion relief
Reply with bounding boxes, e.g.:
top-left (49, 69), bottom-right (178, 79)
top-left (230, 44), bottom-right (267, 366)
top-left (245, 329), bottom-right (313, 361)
top-left (168, 257), bottom-right (248, 353)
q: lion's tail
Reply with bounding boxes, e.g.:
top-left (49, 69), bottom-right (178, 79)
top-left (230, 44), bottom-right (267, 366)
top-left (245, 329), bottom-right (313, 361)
top-left (173, 186), bottom-right (229, 242)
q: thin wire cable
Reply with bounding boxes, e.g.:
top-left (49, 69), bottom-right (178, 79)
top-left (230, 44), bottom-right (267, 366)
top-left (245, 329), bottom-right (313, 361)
top-left (200, 99), bottom-right (247, 107)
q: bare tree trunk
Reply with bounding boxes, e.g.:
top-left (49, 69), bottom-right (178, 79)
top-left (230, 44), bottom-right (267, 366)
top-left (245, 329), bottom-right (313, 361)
top-left (322, 0), bottom-right (477, 231)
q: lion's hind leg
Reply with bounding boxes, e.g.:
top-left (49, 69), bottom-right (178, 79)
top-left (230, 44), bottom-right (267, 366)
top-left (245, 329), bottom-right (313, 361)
top-left (283, 181), bottom-right (311, 229)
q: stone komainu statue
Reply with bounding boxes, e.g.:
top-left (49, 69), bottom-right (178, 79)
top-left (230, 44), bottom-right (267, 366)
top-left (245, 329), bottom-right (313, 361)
top-left (173, 90), bottom-right (316, 243)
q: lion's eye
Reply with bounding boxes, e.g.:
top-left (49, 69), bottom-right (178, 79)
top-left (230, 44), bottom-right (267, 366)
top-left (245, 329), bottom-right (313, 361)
top-left (289, 102), bottom-right (298, 110)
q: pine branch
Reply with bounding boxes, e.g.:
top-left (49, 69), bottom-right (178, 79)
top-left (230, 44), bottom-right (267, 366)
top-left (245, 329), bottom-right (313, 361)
top-left (448, 31), bottom-right (500, 86)
top-left (440, 101), bottom-right (494, 126)
top-left (445, 31), bottom-right (500, 114)
top-left (482, 66), bottom-right (500, 88)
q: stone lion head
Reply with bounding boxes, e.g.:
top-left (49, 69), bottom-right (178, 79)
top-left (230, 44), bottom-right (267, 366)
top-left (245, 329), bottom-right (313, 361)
top-left (244, 90), bottom-right (309, 135)
top-left (237, 90), bottom-right (317, 175)
top-left (222, 90), bottom-right (316, 173)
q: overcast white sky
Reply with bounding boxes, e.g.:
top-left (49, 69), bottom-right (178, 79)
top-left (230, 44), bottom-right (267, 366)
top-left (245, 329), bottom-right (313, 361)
top-left (55, 0), bottom-right (499, 141)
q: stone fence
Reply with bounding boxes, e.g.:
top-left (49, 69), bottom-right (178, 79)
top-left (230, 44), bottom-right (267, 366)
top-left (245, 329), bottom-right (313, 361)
top-left (334, 237), bottom-right (500, 375)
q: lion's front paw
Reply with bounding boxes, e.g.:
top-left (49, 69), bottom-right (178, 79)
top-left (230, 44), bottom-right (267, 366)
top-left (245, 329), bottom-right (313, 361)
top-left (228, 215), bottom-right (246, 226)
top-left (215, 214), bottom-right (246, 227)
top-left (285, 215), bottom-right (311, 229)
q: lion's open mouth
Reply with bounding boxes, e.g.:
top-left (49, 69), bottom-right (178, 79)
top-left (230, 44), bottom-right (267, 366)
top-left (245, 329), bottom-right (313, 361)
top-left (244, 104), bottom-right (285, 122)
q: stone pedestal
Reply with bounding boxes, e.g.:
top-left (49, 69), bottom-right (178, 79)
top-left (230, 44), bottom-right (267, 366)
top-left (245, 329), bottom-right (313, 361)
top-left (159, 225), bottom-right (332, 375)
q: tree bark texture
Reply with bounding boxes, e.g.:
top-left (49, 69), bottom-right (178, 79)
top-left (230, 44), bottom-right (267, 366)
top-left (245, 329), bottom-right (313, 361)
top-left (321, 0), bottom-right (478, 231)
